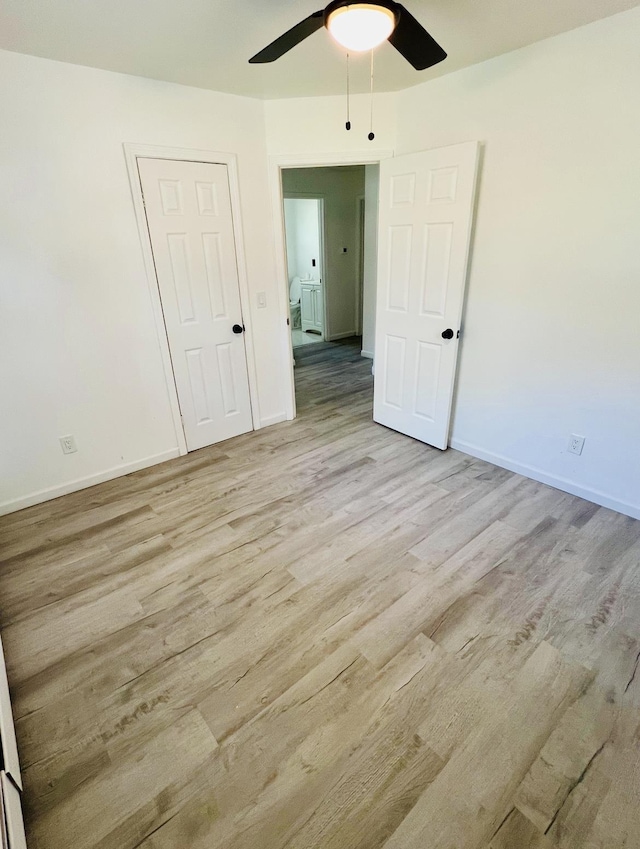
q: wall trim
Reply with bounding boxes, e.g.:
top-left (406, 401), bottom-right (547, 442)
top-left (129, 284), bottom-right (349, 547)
top-left (269, 149), bottom-right (394, 422)
top-left (327, 330), bottom-right (359, 341)
top-left (449, 438), bottom-right (640, 520)
top-left (361, 350), bottom-right (374, 359)
top-left (123, 142), bottom-right (262, 448)
top-left (0, 450), bottom-right (180, 517)
top-left (259, 412), bottom-right (288, 428)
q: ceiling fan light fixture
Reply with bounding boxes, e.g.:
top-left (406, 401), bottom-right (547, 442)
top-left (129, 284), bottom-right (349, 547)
top-left (327, 4), bottom-right (396, 53)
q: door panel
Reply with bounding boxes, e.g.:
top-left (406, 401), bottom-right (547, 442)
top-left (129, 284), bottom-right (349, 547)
top-left (387, 225), bottom-right (412, 311)
top-left (420, 222), bottom-right (453, 316)
top-left (138, 158), bottom-right (253, 451)
top-left (202, 233), bottom-right (227, 318)
top-left (373, 142), bottom-right (479, 450)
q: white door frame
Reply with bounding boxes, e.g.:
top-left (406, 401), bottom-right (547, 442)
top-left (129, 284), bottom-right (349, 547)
top-left (269, 150), bottom-right (393, 421)
top-left (124, 143), bottom-right (261, 455)
top-left (355, 194), bottom-right (366, 336)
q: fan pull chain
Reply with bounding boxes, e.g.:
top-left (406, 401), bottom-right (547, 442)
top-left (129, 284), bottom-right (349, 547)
top-left (345, 52), bottom-right (351, 131)
top-left (368, 49), bottom-right (375, 141)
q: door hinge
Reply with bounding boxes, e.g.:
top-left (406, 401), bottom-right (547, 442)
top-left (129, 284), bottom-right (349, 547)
top-left (287, 317), bottom-right (290, 326)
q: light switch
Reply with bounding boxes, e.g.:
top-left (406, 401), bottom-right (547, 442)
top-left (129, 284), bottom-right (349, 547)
top-left (257, 292), bottom-right (267, 309)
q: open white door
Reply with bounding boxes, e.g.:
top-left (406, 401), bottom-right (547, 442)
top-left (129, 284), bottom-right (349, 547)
top-left (138, 158), bottom-right (253, 451)
top-left (373, 141), bottom-right (479, 449)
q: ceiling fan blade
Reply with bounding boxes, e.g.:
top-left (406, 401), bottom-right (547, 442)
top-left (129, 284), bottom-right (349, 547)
top-left (387, 4), bottom-right (446, 71)
top-left (249, 11), bottom-right (325, 63)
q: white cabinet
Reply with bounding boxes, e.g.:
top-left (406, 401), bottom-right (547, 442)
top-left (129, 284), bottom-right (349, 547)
top-left (300, 281), bottom-right (323, 334)
top-left (300, 284), bottom-right (315, 331)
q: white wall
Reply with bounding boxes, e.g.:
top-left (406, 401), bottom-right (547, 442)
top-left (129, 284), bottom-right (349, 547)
top-left (0, 49), bottom-right (286, 513)
top-left (265, 91), bottom-right (397, 157)
top-left (362, 164), bottom-right (380, 358)
top-left (283, 199), bottom-right (321, 283)
top-left (282, 167), bottom-right (365, 340)
top-left (394, 7), bottom-right (640, 518)
top-left (2, 6), bottom-right (639, 519)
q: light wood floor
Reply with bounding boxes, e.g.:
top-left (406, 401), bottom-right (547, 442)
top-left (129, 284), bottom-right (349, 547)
top-left (1, 337), bottom-right (639, 849)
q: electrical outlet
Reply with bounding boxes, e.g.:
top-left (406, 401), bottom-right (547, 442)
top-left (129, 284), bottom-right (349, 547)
top-left (567, 434), bottom-right (585, 456)
top-left (60, 435), bottom-right (77, 455)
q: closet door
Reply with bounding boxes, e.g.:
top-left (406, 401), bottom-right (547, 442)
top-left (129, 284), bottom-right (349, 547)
top-left (138, 158), bottom-right (253, 451)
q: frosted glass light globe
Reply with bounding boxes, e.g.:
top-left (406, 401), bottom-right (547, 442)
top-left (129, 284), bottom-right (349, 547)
top-left (327, 4), bottom-right (396, 52)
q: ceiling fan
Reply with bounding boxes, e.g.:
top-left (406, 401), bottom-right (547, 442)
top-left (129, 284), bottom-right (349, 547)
top-left (249, 1), bottom-right (447, 71)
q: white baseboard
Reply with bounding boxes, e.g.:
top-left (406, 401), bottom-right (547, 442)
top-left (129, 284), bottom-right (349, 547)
top-left (449, 438), bottom-right (640, 520)
top-left (326, 330), bottom-right (357, 341)
top-left (259, 412), bottom-right (287, 429)
top-left (361, 350), bottom-right (374, 359)
top-left (0, 449), bottom-right (180, 517)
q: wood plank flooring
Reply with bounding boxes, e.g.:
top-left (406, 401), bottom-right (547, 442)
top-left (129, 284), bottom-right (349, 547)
top-left (1, 336), bottom-right (639, 849)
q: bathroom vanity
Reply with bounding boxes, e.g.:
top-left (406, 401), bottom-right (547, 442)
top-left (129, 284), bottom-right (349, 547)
top-left (300, 280), bottom-right (323, 334)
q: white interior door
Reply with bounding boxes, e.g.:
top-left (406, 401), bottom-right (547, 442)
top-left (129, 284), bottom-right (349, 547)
top-left (138, 158), bottom-right (253, 451)
top-left (373, 141), bottom-right (479, 449)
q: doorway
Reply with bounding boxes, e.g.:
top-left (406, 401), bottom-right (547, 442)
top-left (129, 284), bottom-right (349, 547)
top-left (281, 165), bottom-right (378, 410)
top-left (282, 166), bottom-right (369, 351)
top-left (273, 143), bottom-right (479, 453)
top-left (283, 197), bottom-right (325, 347)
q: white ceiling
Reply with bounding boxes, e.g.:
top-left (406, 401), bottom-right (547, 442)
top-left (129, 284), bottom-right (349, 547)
top-left (0, 0), bottom-right (637, 99)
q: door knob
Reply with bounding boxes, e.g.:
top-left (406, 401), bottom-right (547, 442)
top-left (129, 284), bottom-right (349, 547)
top-left (441, 328), bottom-right (454, 340)
top-left (232, 324), bottom-right (245, 334)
